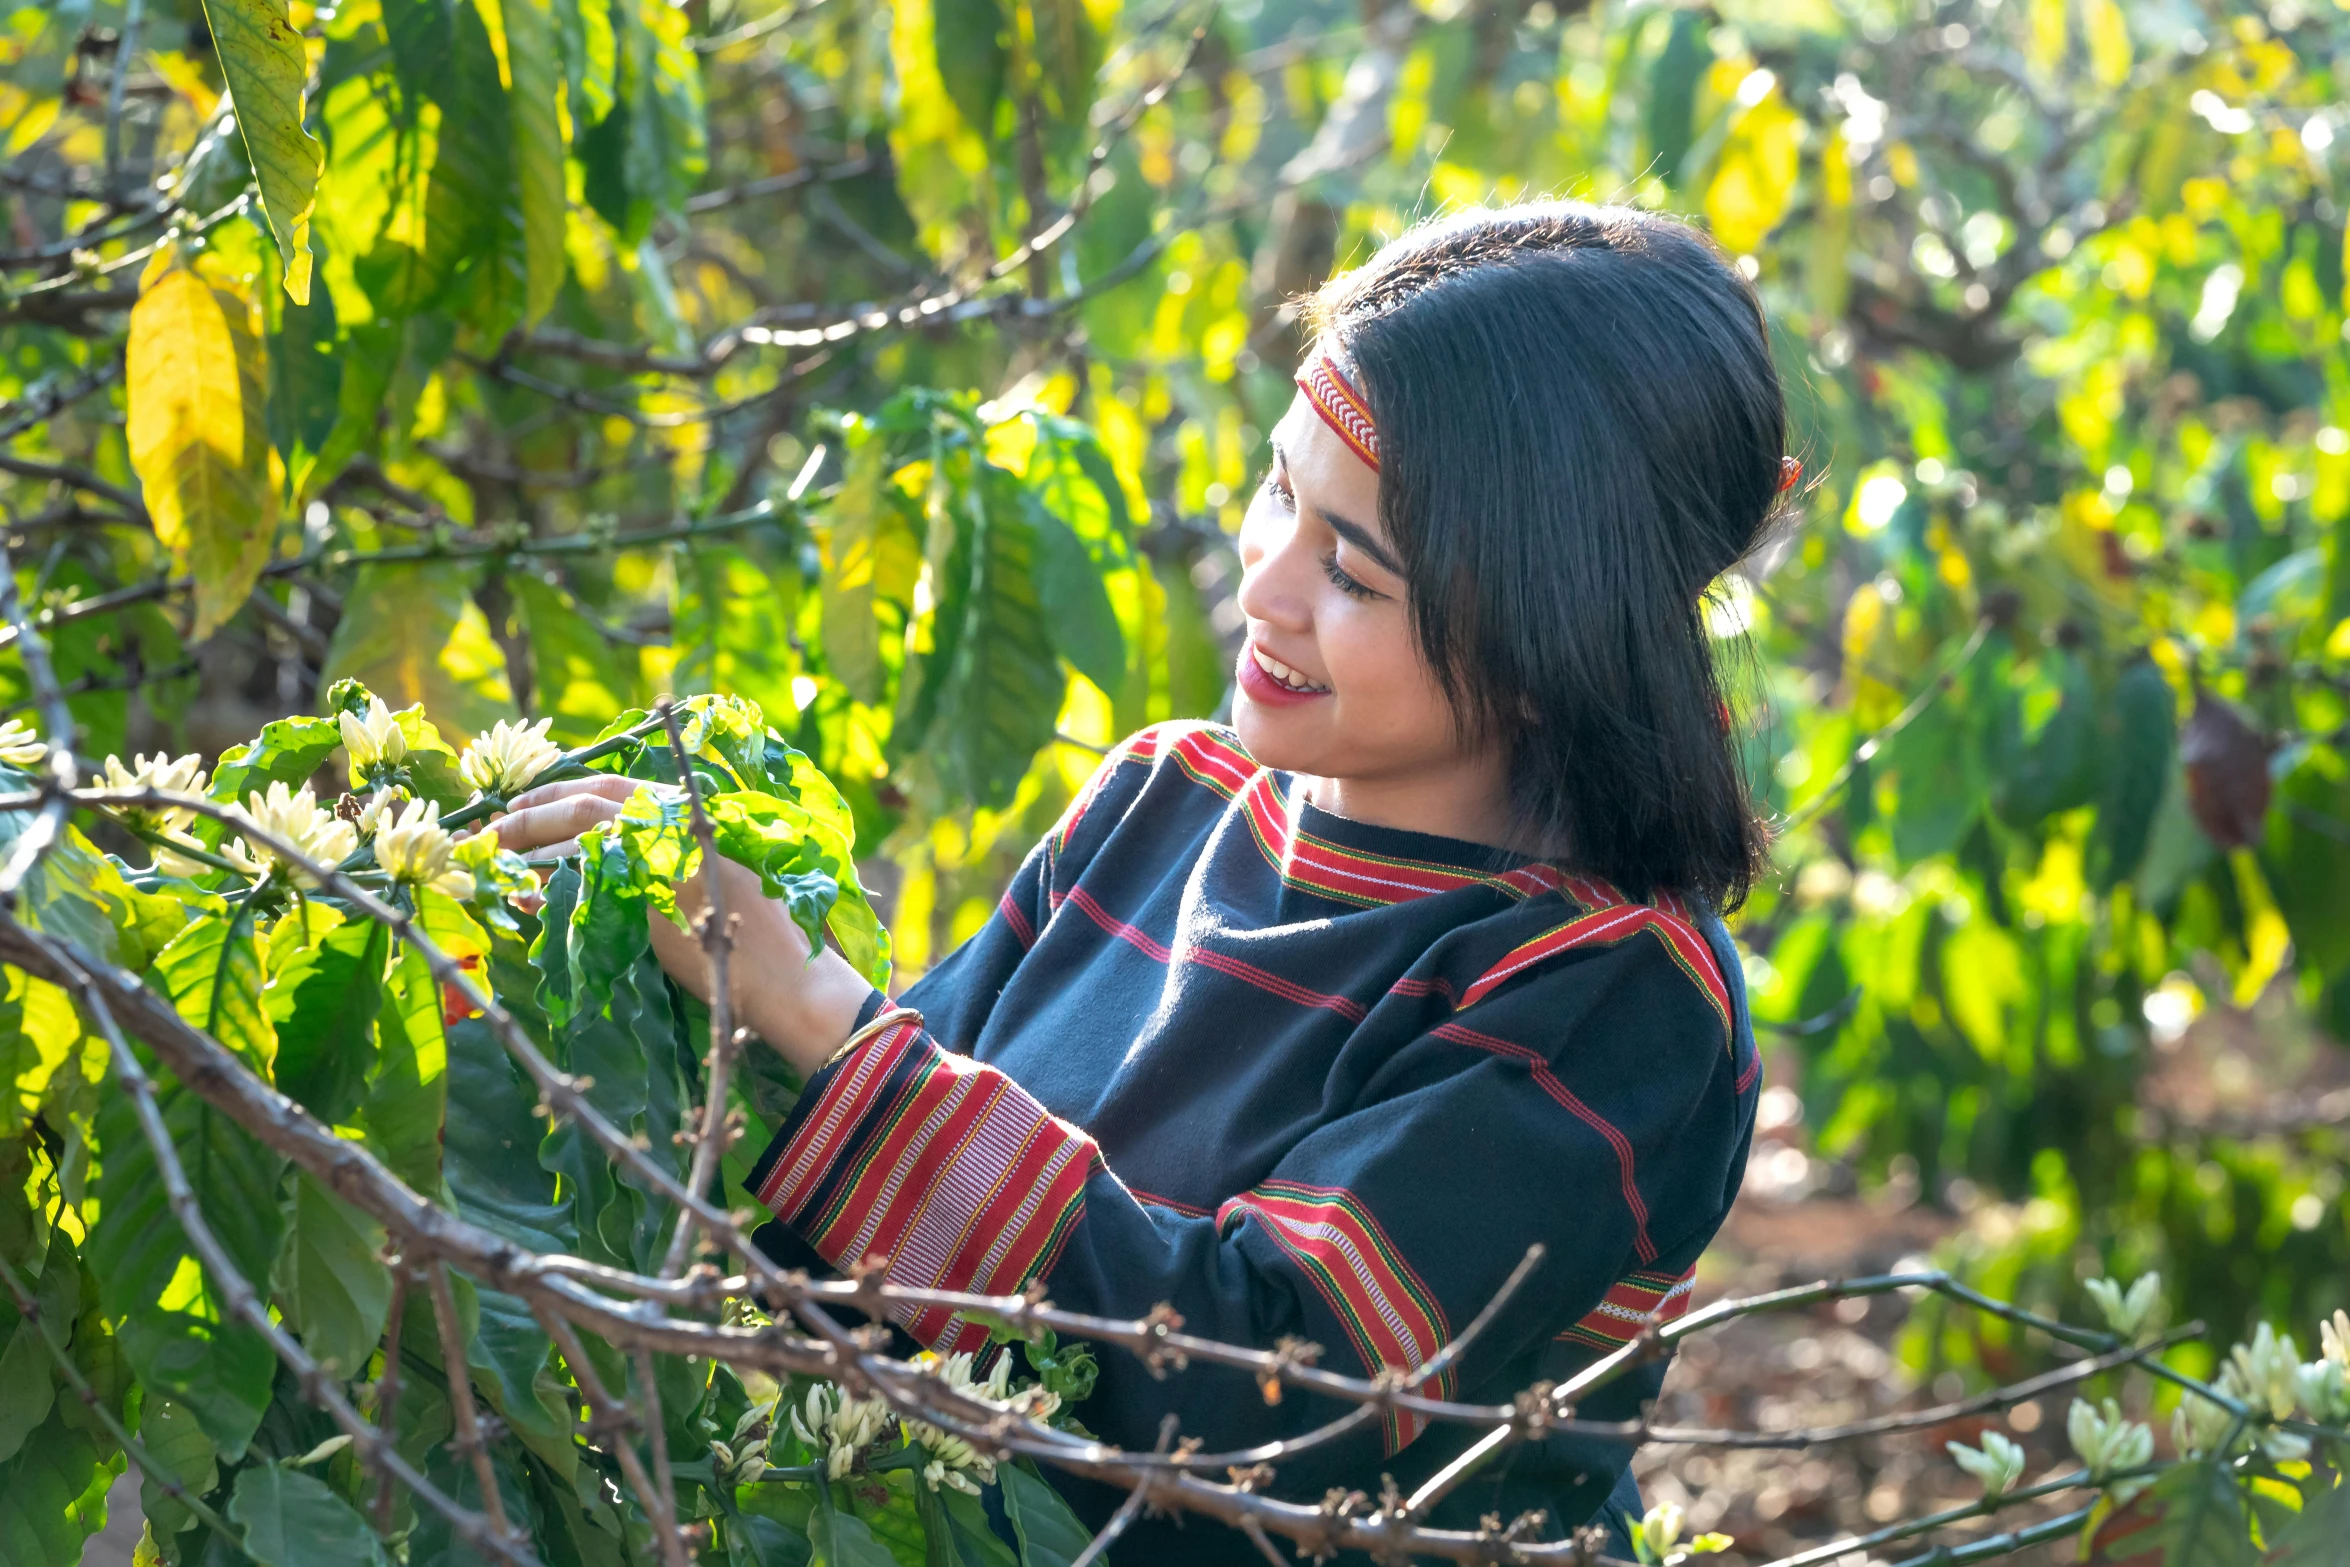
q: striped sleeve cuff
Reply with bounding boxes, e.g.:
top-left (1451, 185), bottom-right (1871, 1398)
top-left (744, 1011), bottom-right (1102, 1353)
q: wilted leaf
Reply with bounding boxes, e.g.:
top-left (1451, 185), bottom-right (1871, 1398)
top-left (2180, 689), bottom-right (2271, 850)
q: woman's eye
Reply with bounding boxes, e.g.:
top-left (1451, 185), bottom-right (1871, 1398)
top-left (1259, 469), bottom-right (1295, 508)
top-left (1320, 553), bottom-right (1380, 601)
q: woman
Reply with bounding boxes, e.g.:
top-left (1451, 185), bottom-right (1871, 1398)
top-left (497, 200), bottom-right (1783, 1559)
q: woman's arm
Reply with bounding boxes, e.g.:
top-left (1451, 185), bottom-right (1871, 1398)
top-left (746, 931), bottom-right (1756, 1481)
top-left (490, 774), bottom-right (872, 1076)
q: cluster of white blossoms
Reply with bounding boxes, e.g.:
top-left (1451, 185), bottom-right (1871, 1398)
top-left (459, 716), bottom-right (562, 798)
top-left (2084, 1272), bottom-right (2166, 1344)
top-left (98, 751), bottom-right (209, 838)
top-left (764, 1352), bottom-right (1061, 1496)
top-left (2064, 1397), bottom-right (2152, 1502)
top-left (786, 1382), bottom-right (896, 1481)
top-left (365, 796), bottom-right (471, 897)
top-left (339, 696), bottom-right (408, 788)
top-left (0, 719), bottom-right (47, 769)
top-left (221, 782), bottom-right (360, 885)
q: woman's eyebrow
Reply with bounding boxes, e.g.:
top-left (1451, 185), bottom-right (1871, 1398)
top-left (1321, 510), bottom-right (1405, 578)
top-left (1269, 437), bottom-right (1405, 577)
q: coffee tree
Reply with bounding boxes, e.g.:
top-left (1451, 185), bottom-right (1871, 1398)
top-left (4, 0), bottom-right (2350, 1560)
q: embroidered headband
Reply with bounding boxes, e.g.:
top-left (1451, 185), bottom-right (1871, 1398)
top-left (1295, 342), bottom-right (1381, 472)
top-left (1298, 337), bottom-right (1807, 499)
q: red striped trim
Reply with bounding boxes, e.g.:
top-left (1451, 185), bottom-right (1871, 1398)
top-left (1217, 1181), bottom-right (1450, 1450)
top-left (1461, 890), bottom-right (1733, 1048)
top-left (1434, 1021), bottom-right (1657, 1263)
top-left (1240, 772), bottom-right (1569, 909)
top-left (1556, 1265), bottom-right (1696, 1350)
top-left (1736, 1051), bottom-right (1761, 1095)
top-left (1128, 1187), bottom-right (1212, 1219)
top-left (998, 890), bottom-right (1036, 950)
top-left (754, 1019), bottom-right (1101, 1354)
top-left (1296, 348), bottom-right (1380, 472)
top-left (1166, 726), bottom-right (1257, 798)
top-left (1062, 886), bottom-right (1367, 1021)
top-left (1388, 974), bottom-right (1460, 1005)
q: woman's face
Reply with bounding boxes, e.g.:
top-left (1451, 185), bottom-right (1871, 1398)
top-left (1233, 394), bottom-right (1509, 825)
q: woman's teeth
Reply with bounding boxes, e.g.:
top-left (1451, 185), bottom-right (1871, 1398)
top-left (1252, 646), bottom-right (1330, 693)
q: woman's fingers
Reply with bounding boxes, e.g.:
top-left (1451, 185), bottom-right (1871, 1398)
top-left (507, 774), bottom-right (640, 813)
top-left (492, 787), bottom-right (628, 854)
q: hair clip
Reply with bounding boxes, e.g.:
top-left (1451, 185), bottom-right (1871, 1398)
top-left (1777, 456), bottom-right (1802, 493)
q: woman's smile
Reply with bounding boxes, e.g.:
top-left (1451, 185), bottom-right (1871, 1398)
top-left (1238, 639), bottom-right (1333, 703)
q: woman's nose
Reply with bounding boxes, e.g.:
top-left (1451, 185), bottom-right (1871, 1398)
top-left (1235, 523), bottom-right (1311, 632)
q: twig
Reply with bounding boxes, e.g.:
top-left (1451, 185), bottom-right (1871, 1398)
top-left (655, 696), bottom-right (743, 1280)
top-left (424, 1260), bottom-right (518, 1542)
top-left (537, 1311), bottom-right (694, 1567)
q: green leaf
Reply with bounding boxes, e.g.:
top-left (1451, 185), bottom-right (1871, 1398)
top-left (930, 0), bottom-right (1006, 136)
top-left (0, 1404), bottom-right (117, 1567)
top-left (0, 968), bottom-right (88, 1139)
top-left (2266, 1473), bottom-right (2350, 1565)
top-left (1000, 1464), bottom-right (1093, 1567)
top-left (2129, 1458), bottom-right (2257, 1567)
top-left (820, 431), bottom-right (902, 706)
top-left (941, 1488), bottom-right (1020, 1567)
top-left (201, 0), bottom-right (326, 300)
top-left (320, 566), bottom-right (519, 747)
top-left (674, 545), bottom-right (807, 737)
top-left (267, 911), bottom-right (389, 1124)
top-left (267, 254), bottom-right (341, 467)
top-left (135, 1396), bottom-right (221, 1543)
top-left (359, 943), bottom-right (450, 1194)
top-left (126, 265), bottom-right (279, 643)
top-left (285, 1172), bottom-right (392, 1379)
top-left (1029, 504), bottom-right (1125, 697)
top-left (210, 714), bottom-right (345, 809)
top-left (154, 906), bottom-right (278, 1072)
top-left (2095, 660), bottom-right (2178, 892)
top-left (229, 1462), bottom-right (389, 1567)
top-left (89, 1058), bottom-right (286, 1461)
top-left (1644, 7), bottom-right (1706, 188)
top-left (504, 0), bottom-right (568, 324)
top-left (0, 1240), bottom-right (73, 1463)
top-left (619, 0), bottom-right (707, 223)
top-left (514, 573), bottom-right (645, 745)
top-left (809, 1495), bottom-right (901, 1567)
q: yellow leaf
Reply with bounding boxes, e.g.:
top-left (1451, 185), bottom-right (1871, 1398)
top-left (1705, 84), bottom-right (1801, 256)
top-left (2080, 0), bottom-right (2131, 87)
top-left (201, 0), bottom-right (324, 301)
top-left (126, 264), bottom-right (278, 643)
top-left (504, 0), bottom-right (568, 324)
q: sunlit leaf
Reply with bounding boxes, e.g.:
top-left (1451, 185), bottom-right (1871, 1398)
top-left (202, 0), bottom-right (326, 300)
top-left (126, 265), bottom-right (278, 643)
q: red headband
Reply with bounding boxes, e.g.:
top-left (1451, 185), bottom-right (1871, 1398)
top-left (1295, 344), bottom-right (1380, 472)
top-left (1300, 340), bottom-right (1805, 499)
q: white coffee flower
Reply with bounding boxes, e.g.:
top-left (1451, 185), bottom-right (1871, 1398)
top-left (99, 751), bottom-right (209, 836)
top-left (353, 788), bottom-right (408, 841)
top-left (1947, 1429), bottom-right (2026, 1499)
top-left (371, 797), bottom-right (471, 898)
top-left (2305, 1310), bottom-right (2350, 1424)
top-left (2230, 1322), bottom-right (2302, 1422)
top-left (2084, 1274), bottom-right (2165, 1344)
top-left (785, 1383), bottom-right (893, 1480)
top-left (0, 719), bottom-right (46, 768)
top-left (459, 716), bottom-right (561, 798)
top-left (903, 1351), bottom-right (1012, 1493)
top-left (2065, 1397), bottom-right (2152, 1502)
top-left (339, 696), bottom-right (407, 785)
top-left (2162, 1390), bottom-right (2237, 1465)
top-left (224, 782), bottom-right (359, 884)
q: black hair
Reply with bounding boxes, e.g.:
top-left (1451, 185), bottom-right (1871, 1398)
top-left (1307, 200), bottom-right (1788, 911)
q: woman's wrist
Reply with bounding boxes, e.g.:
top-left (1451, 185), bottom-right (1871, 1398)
top-left (742, 943), bottom-right (879, 1078)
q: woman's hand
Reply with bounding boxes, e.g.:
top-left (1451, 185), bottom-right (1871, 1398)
top-left (490, 775), bottom-right (873, 1076)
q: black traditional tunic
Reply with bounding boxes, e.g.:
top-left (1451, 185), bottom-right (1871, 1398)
top-left (746, 722), bottom-right (1761, 1560)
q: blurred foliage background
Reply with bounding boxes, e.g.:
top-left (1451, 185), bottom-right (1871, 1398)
top-left (7, 0), bottom-right (2350, 1531)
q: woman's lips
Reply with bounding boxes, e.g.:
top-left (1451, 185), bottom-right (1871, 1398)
top-left (1236, 641), bottom-right (1332, 707)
